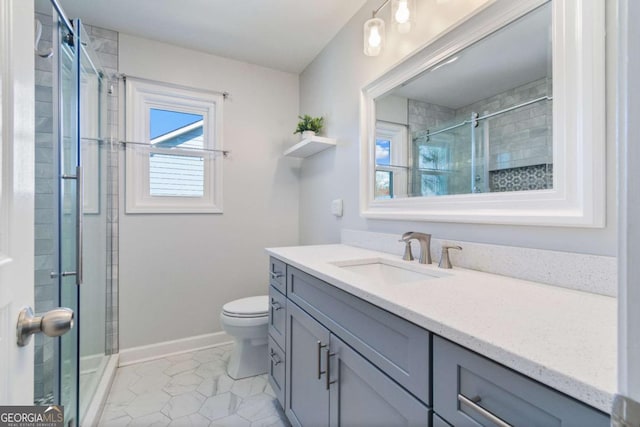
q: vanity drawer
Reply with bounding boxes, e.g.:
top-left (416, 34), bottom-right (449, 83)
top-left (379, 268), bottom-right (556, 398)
top-left (287, 266), bottom-right (431, 405)
top-left (268, 336), bottom-right (286, 408)
top-left (433, 336), bottom-right (609, 427)
top-left (269, 257), bottom-right (287, 294)
top-left (268, 285), bottom-right (286, 349)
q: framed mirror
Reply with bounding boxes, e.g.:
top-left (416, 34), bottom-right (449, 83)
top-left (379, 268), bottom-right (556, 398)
top-left (360, 0), bottom-right (605, 227)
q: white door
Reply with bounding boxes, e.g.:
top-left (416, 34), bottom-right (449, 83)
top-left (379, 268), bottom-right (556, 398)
top-left (0, 0), bottom-right (35, 404)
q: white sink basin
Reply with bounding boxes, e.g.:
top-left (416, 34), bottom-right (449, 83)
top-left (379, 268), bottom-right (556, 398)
top-left (332, 258), bottom-right (446, 285)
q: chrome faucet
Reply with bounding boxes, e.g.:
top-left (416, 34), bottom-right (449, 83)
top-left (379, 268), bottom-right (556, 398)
top-left (400, 232), bottom-right (432, 264)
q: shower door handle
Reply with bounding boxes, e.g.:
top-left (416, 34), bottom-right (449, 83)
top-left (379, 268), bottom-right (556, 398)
top-left (16, 306), bottom-right (75, 347)
top-left (76, 166), bottom-right (83, 285)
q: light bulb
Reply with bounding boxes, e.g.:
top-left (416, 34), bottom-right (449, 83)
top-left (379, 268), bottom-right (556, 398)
top-left (368, 26), bottom-right (382, 48)
top-left (363, 17), bottom-right (384, 56)
top-left (395, 1), bottom-right (410, 24)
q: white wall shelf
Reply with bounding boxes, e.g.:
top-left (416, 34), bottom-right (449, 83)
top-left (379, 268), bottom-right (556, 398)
top-left (284, 136), bottom-right (336, 158)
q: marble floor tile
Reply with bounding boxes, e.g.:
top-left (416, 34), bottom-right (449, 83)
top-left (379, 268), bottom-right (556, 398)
top-left (199, 392), bottom-right (241, 421)
top-left (161, 391), bottom-right (206, 420)
top-left (98, 345), bottom-right (290, 427)
top-left (209, 414), bottom-right (252, 427)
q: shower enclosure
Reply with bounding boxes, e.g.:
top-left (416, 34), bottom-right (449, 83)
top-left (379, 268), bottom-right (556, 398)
top-left (34, 1), bottom-right (119, 425)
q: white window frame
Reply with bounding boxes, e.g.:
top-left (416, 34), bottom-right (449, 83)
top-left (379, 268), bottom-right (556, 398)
top-left (125, 78), bottom-right (223, 213)
top-left (375, 121), bottom-right (408, 198)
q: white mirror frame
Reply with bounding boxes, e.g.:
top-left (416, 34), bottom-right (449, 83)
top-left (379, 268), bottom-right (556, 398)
top-left (360, 0), bottom-right (605, 227)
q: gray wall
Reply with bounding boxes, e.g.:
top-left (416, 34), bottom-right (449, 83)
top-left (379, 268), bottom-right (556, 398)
top-left (118, 34), bottom-right (301, 349)
top-left (298, 0), bottom-right (618, 256)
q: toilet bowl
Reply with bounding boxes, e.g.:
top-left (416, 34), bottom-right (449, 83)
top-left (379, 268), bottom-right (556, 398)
top-left (220, 295), bottom-right (269, 379)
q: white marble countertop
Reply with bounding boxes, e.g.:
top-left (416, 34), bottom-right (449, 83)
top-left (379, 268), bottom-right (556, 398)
top-left (266, 244), bottom-right (617, 413)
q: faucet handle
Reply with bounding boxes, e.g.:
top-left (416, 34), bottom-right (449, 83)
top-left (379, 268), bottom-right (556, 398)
top-left (439, 245), bottom-right (462, 269)
top-left (399, 240), bottom-right (414, 261)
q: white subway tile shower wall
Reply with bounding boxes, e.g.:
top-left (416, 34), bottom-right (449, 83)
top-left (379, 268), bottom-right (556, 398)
top-left (341, 229), bottom-right (616, 297)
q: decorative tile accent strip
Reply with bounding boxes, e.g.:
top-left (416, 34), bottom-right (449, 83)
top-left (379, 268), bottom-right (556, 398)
top-left (490, 163), bottom-right (553, 192)
top-left (341, 229), bottom-right (617, 297)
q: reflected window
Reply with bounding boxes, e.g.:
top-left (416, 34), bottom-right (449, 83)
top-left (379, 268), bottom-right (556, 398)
top-left (376, 139), bottom-right (391, 166)
top-left (374, 122), bottom-right (408, 199)
top-left (375, 170), bottom-right (393, 199)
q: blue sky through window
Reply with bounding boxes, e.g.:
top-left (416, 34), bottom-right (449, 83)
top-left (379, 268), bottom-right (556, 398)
top-left (150, 109), bottom-right (203, 139)
top-left (376, 139), bottom-right (391, 165)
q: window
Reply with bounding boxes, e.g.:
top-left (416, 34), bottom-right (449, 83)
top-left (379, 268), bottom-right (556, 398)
top-left (374, 122), bottom-right (407, 199)
top-left (125, 78), bottom-right (223, 213)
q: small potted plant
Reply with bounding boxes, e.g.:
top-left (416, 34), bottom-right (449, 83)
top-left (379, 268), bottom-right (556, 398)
top-left (294, 114), bottom-right (324, 139)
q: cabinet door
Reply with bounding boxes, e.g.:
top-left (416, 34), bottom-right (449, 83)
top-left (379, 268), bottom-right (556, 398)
top-left (268, 336), bottom-right (286, 409)
top-left (286, 300), bottom-right (331, 427)
top-left (329, 335), bottom-right (430, 427)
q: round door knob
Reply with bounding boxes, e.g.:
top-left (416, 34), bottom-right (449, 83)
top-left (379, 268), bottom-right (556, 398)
top-left (16, 306), bottom-right (74, 347)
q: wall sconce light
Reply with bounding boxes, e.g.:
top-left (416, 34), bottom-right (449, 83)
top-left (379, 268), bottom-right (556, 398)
top-left (363, 17), bottom-right (386, 56)
top-left (364, 0), bottom-right (416, 56)
top-left (392, 0), bottom-right (415, 34)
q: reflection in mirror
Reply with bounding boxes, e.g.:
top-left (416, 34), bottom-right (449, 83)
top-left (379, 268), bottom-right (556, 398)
top-left (149, 109), bottom-right (205, 197)
top-left (374, 2), bottom-right (552, 199)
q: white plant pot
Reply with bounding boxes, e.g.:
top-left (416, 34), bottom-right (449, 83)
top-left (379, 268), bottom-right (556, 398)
top-left (302, 131), bottom-right (316, 140)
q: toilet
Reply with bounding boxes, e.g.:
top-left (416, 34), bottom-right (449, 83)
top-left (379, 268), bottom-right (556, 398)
top-left (220, 295), bottom-right (269, 379)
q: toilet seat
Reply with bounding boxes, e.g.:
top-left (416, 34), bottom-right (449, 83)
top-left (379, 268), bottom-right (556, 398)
top-left (222, 295), bottom-right (268, 318)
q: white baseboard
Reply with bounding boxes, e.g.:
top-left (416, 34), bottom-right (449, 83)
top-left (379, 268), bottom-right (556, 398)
top-left (118, 332), bottom-right (233, 367)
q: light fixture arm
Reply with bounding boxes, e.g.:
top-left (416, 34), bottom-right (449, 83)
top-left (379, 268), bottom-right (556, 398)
top-left (372, 0), bottom-right (391, 18)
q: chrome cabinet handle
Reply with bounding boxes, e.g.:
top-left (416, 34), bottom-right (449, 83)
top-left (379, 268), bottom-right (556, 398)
top-left (325, 348), bottom-right (337, 390)
top-left (76, 166), bottom-right (83, 285)
top-left (270, 299), bottom-right (282, 311)
top-left (458, 394), bottom-right (513, 427)
top-left (270, 271), bottom-right (284, 279)
top-left (317, 341), bottom-right (327, 379)
top-left (269, 349), bottom-right (282, 366)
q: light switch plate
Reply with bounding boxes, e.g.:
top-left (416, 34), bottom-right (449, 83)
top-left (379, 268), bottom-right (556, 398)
top-left (331, 199), bottom-right (343, 217)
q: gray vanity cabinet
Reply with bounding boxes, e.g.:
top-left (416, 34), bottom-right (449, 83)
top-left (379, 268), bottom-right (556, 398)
top-left (329, 334), bottom-right (430, 426)
top-left (433, 336), bottom-right (609, 427)
top-left (269, 257), bottom-right (609, 427)
top-left (285, 300), bottom-right (331, 427)
top-left (284, 292), bottom-right (430, 427)
top-left (286, 265), bottom-right (431, 404)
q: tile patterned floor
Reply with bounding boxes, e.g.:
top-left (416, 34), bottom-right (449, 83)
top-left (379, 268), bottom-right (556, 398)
top-left (99, 344), bottom-right (290, 426)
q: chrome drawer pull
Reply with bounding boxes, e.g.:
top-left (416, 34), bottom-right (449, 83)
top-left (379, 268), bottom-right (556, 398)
top-left (458, 394), bottom-right (513, 427)
top-left (270, 271), bottom-right (284, 279)
top-left (271, 300), bottom-right (282, 311)
top-left (317, 341), bottom-right (327, 379)
top-left (325, 348), bottom-right (337, 390)
top-left (269, 349), bottom-right (282, 366)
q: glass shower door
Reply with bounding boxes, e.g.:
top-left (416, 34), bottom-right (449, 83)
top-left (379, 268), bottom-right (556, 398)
top-left (58, 17), bottom-right (80, 427)
top-left (77, 21), bottom-right (110, 424)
